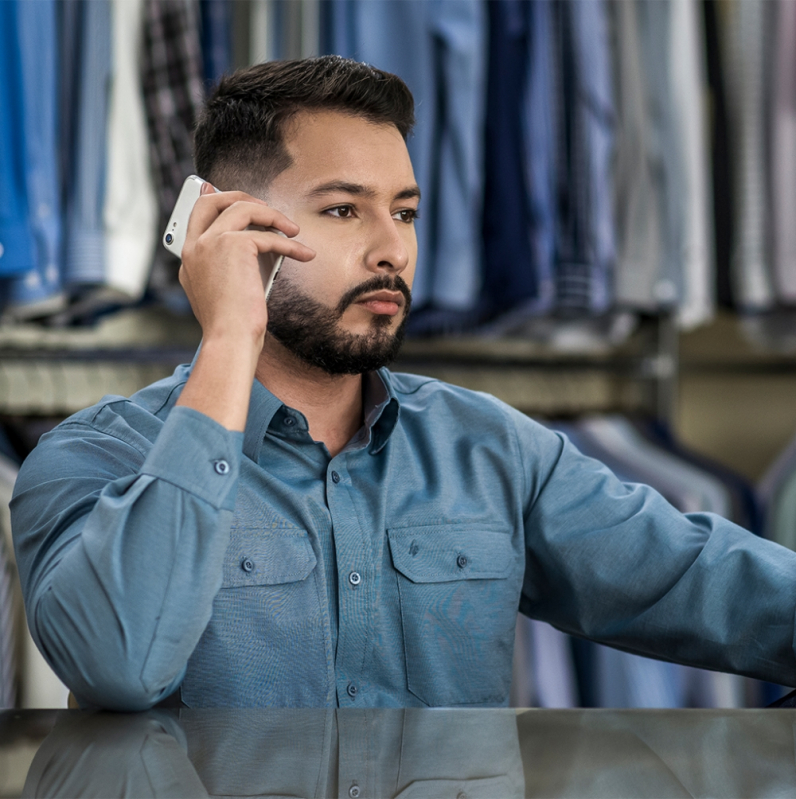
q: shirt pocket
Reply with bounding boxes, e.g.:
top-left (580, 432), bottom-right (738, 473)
top-left (181, 529), bottom-right (328, 708)
top-left (393, 776), bottom-right (517, 799)
top-left (387, 526), bottom-right (518, 706)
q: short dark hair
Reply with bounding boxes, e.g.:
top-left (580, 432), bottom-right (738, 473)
top-left (193, 55), bottom-right (415, 192)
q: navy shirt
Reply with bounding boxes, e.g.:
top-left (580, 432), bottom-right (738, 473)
top-left (11, 361), bottom-right (796, 709)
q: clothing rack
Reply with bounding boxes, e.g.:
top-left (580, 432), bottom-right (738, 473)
top-left (0, 310), bottom-right (679, 424)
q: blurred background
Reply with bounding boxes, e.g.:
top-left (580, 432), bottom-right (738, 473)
top-left (1, 0), bottom-right (796, 713)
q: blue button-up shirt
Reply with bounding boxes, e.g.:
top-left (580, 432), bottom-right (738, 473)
top-left (11, 362), bottom-right (796, 710)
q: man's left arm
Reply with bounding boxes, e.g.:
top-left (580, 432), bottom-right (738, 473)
top-left (513, 411), bottom-right (796, 686)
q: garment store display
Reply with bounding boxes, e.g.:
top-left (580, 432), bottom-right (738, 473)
top-left (4, 0), bottom-right (64, 320)
top-left (511, 616), bottom-right (578, 708)
top-left (103, 0), bottom-right (159, 303)
top-left (551, 0), bottom-right (615, 317)
top-left (0, 1), bottom-right (36, 281)
top-left (62, 0), bottom-right (112, 295)
top-left (3, 0), bottom-right (796, 336)
top-left (0, 528), bottom-right (15, 708)
top-left (141, 0), bottom-right (205, 310)
top-left (199, 0), bottom-right (233, 86)
top-left (771, 0), bottom-right (796, 303)
top-left (481, 0), bottom-right (555, 322)
top-left (724, 0), bottom-right (776, 310)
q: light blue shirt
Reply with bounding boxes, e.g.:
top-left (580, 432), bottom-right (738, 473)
top-left (11, 361), bottom-right (796, 710)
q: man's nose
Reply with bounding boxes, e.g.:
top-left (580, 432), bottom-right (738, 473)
top-left (364, 215), bottom-right (411, 275)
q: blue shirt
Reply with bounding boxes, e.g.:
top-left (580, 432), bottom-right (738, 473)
top-left (0, 0), bottom-right (36, 279)
top-left (10, 361), bottom-right (796, 710)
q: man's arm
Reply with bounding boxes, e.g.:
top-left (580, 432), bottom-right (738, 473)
top-left (10, 189), bottom-right (315, 710)
top-left (513, 410), bottom-right (796, 686)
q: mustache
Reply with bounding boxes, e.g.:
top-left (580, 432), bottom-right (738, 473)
top-left (335, 274), bottom-right (413, 316)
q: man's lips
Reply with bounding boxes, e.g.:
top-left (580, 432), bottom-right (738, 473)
top-left (354, 290), bottom-right (404, 316)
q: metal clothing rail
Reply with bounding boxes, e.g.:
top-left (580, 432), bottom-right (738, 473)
top-left (0, 311), bottom-right (679, 422)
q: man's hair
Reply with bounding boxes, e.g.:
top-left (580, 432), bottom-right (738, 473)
top-left (194, 55), bottom-right (415, 192)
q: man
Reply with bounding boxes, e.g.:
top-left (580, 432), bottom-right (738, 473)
top-left (11, 56), bottom-right (796, 710)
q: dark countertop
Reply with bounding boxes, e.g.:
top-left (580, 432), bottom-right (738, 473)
top-left (2, 707), bottom-right (796, 798)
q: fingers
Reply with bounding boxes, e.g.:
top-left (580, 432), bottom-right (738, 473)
top-left (187, 190), bottom-right (301, 241)
top-left (219, 230), bottom-right (316, 263)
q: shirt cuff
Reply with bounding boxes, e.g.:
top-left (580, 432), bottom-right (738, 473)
top-left (141, 406), bottom-right (244, 510)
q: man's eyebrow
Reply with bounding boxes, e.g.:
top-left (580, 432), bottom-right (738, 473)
top-left (307, 181), bottom-right (376, 199)
top-left (306, 181), bottom-right (421, 202)
top-left (395, 185), bottom-right (422, 202)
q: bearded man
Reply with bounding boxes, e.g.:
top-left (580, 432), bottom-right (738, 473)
top-left (12, 56), bottom-right (796, 710)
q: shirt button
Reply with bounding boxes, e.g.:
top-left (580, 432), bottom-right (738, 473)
top-left (241, 558), bottom-right (255, 573)
top-left (349, 786), bottom-right (361, 799)
top-left (214, 459), bottom-right (230, 475)
top-left (348, 571), bottom-right (361, 587)
top-left (347, 682), bottom-right (358, 698)
top-left (331, 471), bottom-right (341, 483)
top-left (456, 555), bottom-right (468, 569)
top-left (283, 416), bottom-right (296, 427)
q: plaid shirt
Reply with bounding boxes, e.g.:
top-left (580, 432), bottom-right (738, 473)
top-left (141, 0), bottom-right (205, 293)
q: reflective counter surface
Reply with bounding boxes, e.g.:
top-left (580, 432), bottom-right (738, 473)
top-left (2, 708), bottom-right (796, 798)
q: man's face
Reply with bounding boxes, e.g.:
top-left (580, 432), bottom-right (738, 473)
top-left (262, 110), bottom-right (419, 375)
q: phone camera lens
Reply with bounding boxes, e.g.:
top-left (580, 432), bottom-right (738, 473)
top-left (165, 233), bottom-right (173, 245)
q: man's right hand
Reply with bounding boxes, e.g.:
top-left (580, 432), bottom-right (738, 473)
top-left (175, 185), bottom-right (316, 431)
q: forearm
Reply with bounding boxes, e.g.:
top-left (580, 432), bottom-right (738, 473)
top-left (12, 408), bottom-right (243, 710)
top-left (176, 336), bottom-right (260, 432)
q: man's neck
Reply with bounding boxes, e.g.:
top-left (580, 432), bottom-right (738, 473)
top-left (254, 336), bottom-right (364, 457)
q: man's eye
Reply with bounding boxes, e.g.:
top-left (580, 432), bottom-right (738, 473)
top-left (326, 205), bottom-right (354, 218)
top-left (394, 209), bottom-right (419, 223)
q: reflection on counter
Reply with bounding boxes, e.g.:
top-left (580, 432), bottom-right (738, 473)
top-left (3, 707), bottom-right (796, 798)
top-left (21, 709), bottom-right (524, 798)
top-left (520, 710), bottom-right (796, 797)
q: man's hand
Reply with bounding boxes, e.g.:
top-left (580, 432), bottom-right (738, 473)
top-left (176, 185), bottom-right (316, 431)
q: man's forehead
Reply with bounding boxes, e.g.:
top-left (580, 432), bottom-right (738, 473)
top-left (278, 109), bottom-right (416, 190)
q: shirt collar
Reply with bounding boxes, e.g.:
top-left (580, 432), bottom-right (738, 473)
top-left (367, 369), bottom-right (400, 454)
top-left (190, 347), bottom-right (400, 460)
top-left (246, 369), bottom-right (400, 461)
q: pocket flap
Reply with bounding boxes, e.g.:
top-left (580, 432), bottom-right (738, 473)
top-left (387, 526), bottom-right (514, 583)
top-left (394, 776), bottom-right (515, 799)
top-left (223, 532), bottom-right (317, 587)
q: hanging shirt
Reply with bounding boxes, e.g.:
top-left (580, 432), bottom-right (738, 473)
top-left (62, 0), bottom-right (112, 290)
top-left (11, 358), bottom-right (796, 711)
top-left (103, 0), bottom-right (158, 302)
top-left (0, 1), bottom-right (36, 281)
top-left (141, 0), bottom-right (205, 302)
top-left (725, 0), bottom-right (777, 310)
top-left (551, 0), bottom-right (615, 315)
top-left (5, 0), bottom-right (64, 318)
top-left (481, 0), bottom-right (555, 321)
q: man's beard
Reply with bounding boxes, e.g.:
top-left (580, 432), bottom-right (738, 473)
top-left (265, 273), bottom-right (412, 375)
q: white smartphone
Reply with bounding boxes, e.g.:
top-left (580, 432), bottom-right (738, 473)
top-left (162, 174), bottom-right (286, 301)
